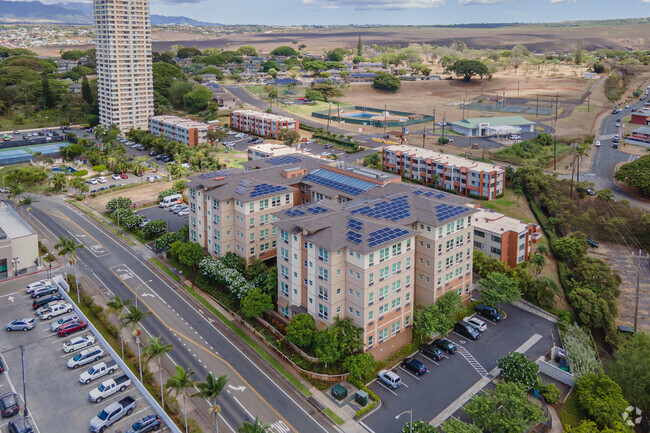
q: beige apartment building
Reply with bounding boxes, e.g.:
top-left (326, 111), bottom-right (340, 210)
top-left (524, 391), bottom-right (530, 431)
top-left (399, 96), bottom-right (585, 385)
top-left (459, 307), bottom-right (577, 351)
top-left (230, 110), bottom-right (298, 139)
top-left (148, 115), bottom-right (216, 147)
top-left (94, 0), bottom-right (154, 131)
top-left (382, 145), bottom-right (505, 200)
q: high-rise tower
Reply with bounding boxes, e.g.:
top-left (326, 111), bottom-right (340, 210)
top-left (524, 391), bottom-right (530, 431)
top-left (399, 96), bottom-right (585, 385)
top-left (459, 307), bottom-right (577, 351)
top-left (93, 0), bottom-right (154, 131)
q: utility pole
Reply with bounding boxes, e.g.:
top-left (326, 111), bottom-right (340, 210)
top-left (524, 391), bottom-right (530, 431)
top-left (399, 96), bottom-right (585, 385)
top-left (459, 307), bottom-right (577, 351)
top-left (462, 99), bottom-right (466, 120)
top-left (441, 113), bottom-right (446, 143)
top-left (517, 81), bottom-right (520, 98)
top-left (554, 92), bottom-right (559, 130)
top-left (20, 345), bottom-right (27, 417)
top-left (327, 102), bottom-right (332, 132)
top-left (634, 249), bottom-right (641, 332)
top-left (570, 145), bottom-right (576, 199)
top-left (383, 103), bottom-right (387, 137)
top-left (553, 136), bottom-right (557, 171)
top-left (536, 94), bottom-right (539, 117)
top-left (432, 108), bottom-right (436, 133)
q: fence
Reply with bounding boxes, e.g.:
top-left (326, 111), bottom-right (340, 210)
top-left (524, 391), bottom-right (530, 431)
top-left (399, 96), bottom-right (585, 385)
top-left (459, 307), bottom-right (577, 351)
top-left (311, 105), bottom-right (434, 128)
top-left (512, 299), bottom-right (558, 323)
top-left (527, 398), bottom-right (553, 433)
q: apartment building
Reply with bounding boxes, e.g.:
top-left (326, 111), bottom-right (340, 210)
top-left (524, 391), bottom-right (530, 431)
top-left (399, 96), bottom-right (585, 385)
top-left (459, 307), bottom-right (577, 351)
top-left (93, 0), bottom-right (154, 131)
top-left (273, 188), bottom-right (477, 359)
top-left (0, 202), bottom-right (39, 279)
top-left (230, 110), bottom-right (298, 139)
top-left (469, 206), bottom-right (540, 267)
top-left (247, 143), bottom-right (299, 160)
top-left (148, 115), bottom-right (217, 147)
top-left (382, 145), bottom-right (505, 200)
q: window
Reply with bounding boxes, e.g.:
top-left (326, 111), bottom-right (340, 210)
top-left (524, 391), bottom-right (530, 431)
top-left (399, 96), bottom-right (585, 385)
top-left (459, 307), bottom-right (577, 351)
top-left (379, 285), bottom-right (389, 299)
top-left (280, 265), bottom-right (289, 278)
top-left (490, 247), bottom-right (501, 255)
top-left (280, 247), bottom-right (289, 260)
top-left (348, 307), bottom-right (353, 313)
top-left (250, 233), bottom-right (255, 242)
top-left (406, 257), bottom-right (411, 267)
top-left (378, 303), bottom-right (389, 315)
top-left (391, 262), bottom-right (401, 276)
top-left (368, 253), bottom-right (374, 263)
top-left (318, 304), bottom-right (329, 320)
top-left (378, 327), bottom-right (388, 342)
top-left (391, 243), bottom-right (402, 256)
top-left (405, 275), bottom-right (411, 286)
top-left (491, 235), bottom-right (501, 242)
top-left (405, 315), bottom-right (410, 327)
top-left (355, 310), bottom-right (360, 317)
top-left (391, 280), bottom-right (401, 294)
top-left (368, 272), bottom-right (374, 284)
top-left (318, 248), bottom-right (329, 262)
top-left (318, 286), bottom-right (328, 300)
top-left (405, 292), bottom-right (410, 302)
top-left (318, 267), bottom-right (329, 282)
top-left (259, 214), bottom-right (269, 225)
top-left (475, 230), bottom-right (485, 238)
top-left (379, 247), bottom-right (389, 261)
top-left (391, 321), bottom-right (401, 336)
top-left (249, 217), bottom-right (254, 227)
top-left (391, 297), bottom-right (401, 310)
top-left (368, 292), bottom-right (374, 304)
top-left (250, 247), bottom-right (255, 255)
top-left (379, 266), bottom-right (389, 279)
top-left (368, 311), bottom-right (374, 321)
top-left (249, 203), bottom-right (254, 212)
top-left (280, 282), bottom-right (289, 296)
top-left (368, 335), bottom-right (373, 347)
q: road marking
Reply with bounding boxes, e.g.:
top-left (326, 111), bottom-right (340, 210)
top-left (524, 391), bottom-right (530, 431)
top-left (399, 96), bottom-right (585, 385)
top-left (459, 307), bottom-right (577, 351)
top-left (233, 396), bottom-right (255, 419)
top-left (359, 421), bottom-right (378, 433)
top-left (398, 366), bottom-right (421, 381)
top-left (229, 385), bottom-right (246, 392)
top-left (455, 346), bottom-right (488, 377)
top-left (43, 209), bottom-right (110, 256)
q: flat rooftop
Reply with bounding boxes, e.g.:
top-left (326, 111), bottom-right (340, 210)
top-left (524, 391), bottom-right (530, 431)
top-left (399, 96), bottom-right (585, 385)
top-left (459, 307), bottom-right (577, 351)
top-left (0, 202), bottom-right (36, 239)
top-left (468, 205), bottom-right (531, 234)
top-left (149, 115), bottom-right (212, 130)
top-left (232, 110), bottom-right (295, 122)
top-left (385, 144), bottom-right (505, 172)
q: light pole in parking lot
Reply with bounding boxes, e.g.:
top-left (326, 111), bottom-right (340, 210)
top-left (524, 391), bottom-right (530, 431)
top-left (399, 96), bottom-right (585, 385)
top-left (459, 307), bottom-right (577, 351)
top-left (396, 409), bottom-right (413, 433)
top-left (135, 279), bottom-right (153, 308)
top-left (20, 345), bottom-right (27, 417)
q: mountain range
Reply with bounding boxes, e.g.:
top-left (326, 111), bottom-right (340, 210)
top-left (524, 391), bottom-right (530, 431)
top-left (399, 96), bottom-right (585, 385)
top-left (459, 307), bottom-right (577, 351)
top-left (0, 0), bottom-right (217, 25)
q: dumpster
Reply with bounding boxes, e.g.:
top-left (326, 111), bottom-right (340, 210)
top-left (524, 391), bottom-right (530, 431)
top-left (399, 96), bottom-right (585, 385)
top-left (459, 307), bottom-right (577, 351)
top-left (355, 390), bottom-right (369, 406)
top-left (331, 384), bottom-right (347, 401)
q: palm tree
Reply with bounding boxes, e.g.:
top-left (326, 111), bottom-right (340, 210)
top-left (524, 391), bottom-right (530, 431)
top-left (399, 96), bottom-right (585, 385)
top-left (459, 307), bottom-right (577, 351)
top-left (166, 366), bottom-right (197, 433)
top-left (238, 417), bottom-right (270, 433)
top-left (49, 171), bottom-right (68, 193)
top-left (143, 336), bottom-right (173, 408)
top-left (106, 296), bottom-right (133, 359)
top-left (54, 236), bottom-right (84, 303)
top-left (193, 374), bottom-right (229, 433)
top-left (535, 245), bottom-right (548, 256)
top-left (7, 182), bottom-right (24, 202)
top-left (121, 305), bottom-right (152, 382)
top-left (17, 194), bottom-right (37, 220)
top-left (530, 254), bottom-right (546, 276)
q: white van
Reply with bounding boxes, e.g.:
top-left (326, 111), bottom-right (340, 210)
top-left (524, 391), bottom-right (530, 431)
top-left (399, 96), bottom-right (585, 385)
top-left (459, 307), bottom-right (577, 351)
top-left (159, 194), bottom-right (183, 208)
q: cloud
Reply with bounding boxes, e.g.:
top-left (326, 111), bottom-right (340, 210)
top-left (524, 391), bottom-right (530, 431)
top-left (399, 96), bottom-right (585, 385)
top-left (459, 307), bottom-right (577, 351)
top-left (458, 0), bottom-right (508, 4)
top-left (302, 0), bottom-right (317, 4)
top-left (315, 0), bottom-right (445, 9)
top-left (549, 0), bottom-right (575, 3)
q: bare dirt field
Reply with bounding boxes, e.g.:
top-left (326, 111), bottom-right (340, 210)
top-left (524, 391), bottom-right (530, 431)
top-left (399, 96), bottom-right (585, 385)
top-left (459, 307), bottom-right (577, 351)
top-left (86, 180), bottom-right (175, 213)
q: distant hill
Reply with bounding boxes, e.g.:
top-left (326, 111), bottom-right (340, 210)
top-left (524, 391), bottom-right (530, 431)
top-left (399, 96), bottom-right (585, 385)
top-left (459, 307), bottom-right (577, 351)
top-left (0, 0), bottom-right (217, 25)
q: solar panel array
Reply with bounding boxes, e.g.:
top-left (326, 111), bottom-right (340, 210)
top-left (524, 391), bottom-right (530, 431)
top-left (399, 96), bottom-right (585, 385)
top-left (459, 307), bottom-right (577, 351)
top-left (198, 169), bottom-right (231, 179)
top-left (412, 189), bottom-right (447, 199)
top-left (367, 227), bottom-right (410, 247)
top-left (250, 183), bottom-right (288, 198)
top-left (302, 169), bottom-right (376, 196)
top-left (346, 230), bottom-right (363, 245)
top-left (306, 206), bottom-right (328, 214)
top-left (351, 195), bottom-right (412, 221)
top-left (266, 155), bottom-right (302, 166)
top-left (434, 203), bottom-right (470, 221)
top-left (347, 218), bottom-right (364, 231)
top-left (285, 208), bottom-right (306, 217)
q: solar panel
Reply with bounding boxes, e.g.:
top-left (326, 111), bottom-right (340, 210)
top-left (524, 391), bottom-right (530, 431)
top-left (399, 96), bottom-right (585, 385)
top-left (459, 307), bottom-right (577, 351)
top-left (303, 169), bottom-right (376, 196)
top-left (235, 186), bottom-right (249, 195)
top-left (367, 227), bottom-right (410, 247)
top-left (241, 179), bottom-right (253, 186)
top-left (286, 208), bottom-right (306, 217)
top-left (347, 218), bottom-right (364, 231)
top-left (350, 195), bottom-right (412, 221)
top-left (434, 202), bottom-right (470, 221)
top-left (249, 183), bottom-right (288, 198)
top-left (307, 206), bottom-right (328, 214)
top-left (346, 230), bottom-right (363, 244)
top-left (266, 155), bottom-right (302, 166)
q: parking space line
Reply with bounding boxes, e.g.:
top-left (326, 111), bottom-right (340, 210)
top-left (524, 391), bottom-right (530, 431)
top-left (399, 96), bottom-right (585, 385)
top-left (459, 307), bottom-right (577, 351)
top-left (419, 356), bottom-right (440, 366)
top-left (398, 366), bottom-right (421, 381)
top-left (375, 382), bottom-right (399, 396)
top-left (451, 331), bottom-right (474, 342)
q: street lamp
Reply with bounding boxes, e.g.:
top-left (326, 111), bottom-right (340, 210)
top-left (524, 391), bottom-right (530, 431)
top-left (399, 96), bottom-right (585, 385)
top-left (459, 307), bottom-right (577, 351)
top-left (135, 279), bottom-right (152, 308)
top-left (396, 409), bottom-right (413, 433)
top-left (12, 257), bottom-right (20, 277)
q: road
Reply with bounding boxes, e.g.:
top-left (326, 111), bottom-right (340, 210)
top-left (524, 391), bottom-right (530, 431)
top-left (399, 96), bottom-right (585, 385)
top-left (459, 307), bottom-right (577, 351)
top-left (28, 195), bottom-right (336, 433)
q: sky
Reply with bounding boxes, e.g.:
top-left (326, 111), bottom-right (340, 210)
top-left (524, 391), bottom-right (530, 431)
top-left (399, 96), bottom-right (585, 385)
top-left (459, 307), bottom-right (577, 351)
top-left (50, 0), bottom-right (650, 25)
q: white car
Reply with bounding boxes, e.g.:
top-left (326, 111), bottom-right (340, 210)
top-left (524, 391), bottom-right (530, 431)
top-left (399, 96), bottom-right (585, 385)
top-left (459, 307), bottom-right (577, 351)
top-left (111, 174), bottom-right (121, 181)
top-left (89, 178), bottom-right (98, 185)
top-left (595, 140), bottom-right (601, 147)
top-left (63, 335), bottom-right (96, 353)
top-left (177, 209), bottom-right (189, 216)
top-left (67, 345), bottom-right (104, 369)
top-left (146, 176), bottom-right (155, 182)
top-left (97, 177), bottom-right (107, 184)
top-left (35, 300), bottom-right (65, 316)
top-left (39, 302), bottom-right (74, 320)
top-left (26, 279), bottom-right (52, 293)
top-left (463, 316), bottom-right (488, 332)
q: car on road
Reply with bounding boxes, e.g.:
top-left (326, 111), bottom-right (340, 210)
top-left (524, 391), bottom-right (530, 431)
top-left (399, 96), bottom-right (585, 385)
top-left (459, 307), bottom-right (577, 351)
top-left (432, 338), bottom-right (457, 354)
top-left (475, 304), bottom-right (503, 322)
top-left (63, 335), bottom-right (96, 353)
top-left (464, 316), bottom-right (488, 332)
top-left (146, 176), bottom-right (155, 182)
top-left (13, 130), bottom-right (19, 134)
top-left (125, 414), bottom-right (162, 433)
top-left (111, 174), bottom-right (121, 180)
top-left (51, 314), bottom-right (80, 332)
top-left (377, 370), bottom-right (402, 389)
top-left (30, 285), bottom-right (58, 298)
top-left (625, 104), bottom-right (630, 109)
top-left (89, 178), bottom-right (98, 185)
top-left (401, 357), bottom-right (427, 375)
top-left (57, 319), bottom-right (88, 337)
top-left (586, 237), bottom-right (599, 248)
top-left (33, 294), bottom-right (63, 310)
top-left (595, 140), bottom-right (601, 147)
top-left (97, 177), bottom-right (107, 184)
top-left (419, 343), bottom-right (445, 360)
top-left (615, 122), bottom-right (621, 127)
top-left (7, 417), bottom-right (33, 433)
top-left (5, 318), bottom-right (36, 332)
top-left (68, 345), bottom-right (104, 368)
top-left (0, 393), bottom-right (19, 418)
top-left (454, 321), bottom-right (480, 340)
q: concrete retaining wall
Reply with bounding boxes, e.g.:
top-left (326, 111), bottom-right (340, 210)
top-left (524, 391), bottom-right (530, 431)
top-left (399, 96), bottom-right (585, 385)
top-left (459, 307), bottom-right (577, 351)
top-left (537, 358), bottom-right (575, 386)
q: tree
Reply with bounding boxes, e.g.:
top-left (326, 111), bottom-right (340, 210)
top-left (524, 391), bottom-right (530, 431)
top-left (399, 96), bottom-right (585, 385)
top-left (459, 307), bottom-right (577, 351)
top-left (270, 46), bottom-right (298, 57)
top-left (563, 323), bottom-right (601, 381)
top-left (69, 177), bottom-right (89, 197)
top-left (364, 153), bottom-right (382, 169)
top-left (166, 366), bottom-right (197, 433)
top-left (357, 36), bottom-right (363, 56)
top-left (568, 286), bottom-right (612, 328)
top-left (176, 47), bottom-right (202, 58)
top-left (464, 381), bottom-right (545, 433)
top-left (304, 89), bottom-right (324, 102)
top-left (121, 305), bottom-right (152, 382)
top-left (41, 74), bottom-right (55, 108)
top-left (171, 242), bottom-right (204, 270)
top-left (575, 40), bottom-right (583, 65)
top-left (61, 49), bottom-right (85, 60)
top-left (152, 62), bottom-right (186, 97)
top-left (81, 75), bottom-right (93, 106)
top-left (414, 303), bottom-right (446, 340)
top-left (331, 317), bottom-right (363, 357)
top-left (614, 154), bottom-right (650, 196)
top-left (207, 129), bottom-right (228, 147)
top-left (343, 353), bottom-right (377, 382)
top-left (446, 60), bottom-right (490, 82)
top-left (240, 288), bottom-right (273, 318)
top-left (553, 232), bottom-right (588, 266)
top-left (54, 236), bottom-right (84, 302)
top-left (238, 417), bottom-right (270, 433)
top-left (286, 314), bottom-right (317, 348)
top-left (310, 80), bottom-right (343, 101)
top-left (313, 329), bottom-right (341, 366)
top-left (169, 81), bottom-right (194, 109)
top-left (440, 418), bottom-right (483, 433)
top-left (530, 254), bottom-right (546, 275)
top-left (498, 352), bottom-right (540, 389)
top-left (193, 373), bottom-right (229, 433)
top-left (183, 85), bottom-right (212, 113)
top-left (327, 48), bottom-right (348, 62)
top-left (606, 332), bottom-right (650, 415)
top-left (143, 335), bottom-right (173, 408)
top-left (106, 196), bottom-right (133, 211)
top-left (401, 420), bottom-right (437, 433)
top-left (154, 232), bottom-right (181, 251)
top-left (277, 128), bottom-right (301, 146)
top-left (142, 220), bottom-right (167, 239)
top-left (245, 259), bottom-right (267, 280)
top-left (576, 373), bottom-right (629, 431)
top-left (592, 63), bottom-right (605, 74)
top-left (49, 171), bottom-right (68, 193)
top-left (237, 45), bottom-right (258, 56)
top-left (478, 272), bottom-right (522, 306)
top-left (106, 296), bottom-right (133, 359)
top-left (372, 72), bottom-right (401, 92)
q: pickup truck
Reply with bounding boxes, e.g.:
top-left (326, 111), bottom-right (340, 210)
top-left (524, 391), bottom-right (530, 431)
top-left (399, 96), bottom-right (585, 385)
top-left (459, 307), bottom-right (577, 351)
top-left (38, 302), bottom-right (73, 320)
top-left (79, 361), bottom-right (118, 384)
top-left (89, 375), bottom-right (131, 403)
top-left (89, 396), bottom-right (136, 433)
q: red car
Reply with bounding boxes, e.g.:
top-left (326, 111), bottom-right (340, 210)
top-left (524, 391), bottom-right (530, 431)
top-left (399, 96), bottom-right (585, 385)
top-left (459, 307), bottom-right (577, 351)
top-left (57, 320), bottom-right (88, 337)
top-left (120, 173), bottom-right (128, 179)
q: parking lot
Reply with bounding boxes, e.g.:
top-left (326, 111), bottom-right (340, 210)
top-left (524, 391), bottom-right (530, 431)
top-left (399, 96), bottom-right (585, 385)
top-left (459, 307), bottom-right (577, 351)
top-left (0, 274), bottom-right (167, 433)
top-left (136, 205), bottom-right (187, 234)
top-left (363, 303), bottom-right (560, 432)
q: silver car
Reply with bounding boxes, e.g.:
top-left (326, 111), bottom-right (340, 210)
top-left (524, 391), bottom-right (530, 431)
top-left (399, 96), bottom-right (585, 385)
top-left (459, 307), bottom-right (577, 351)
top-left (50, 314), bottom-right (80, 332)
top-left (5, 318), bottom-right (36, 332)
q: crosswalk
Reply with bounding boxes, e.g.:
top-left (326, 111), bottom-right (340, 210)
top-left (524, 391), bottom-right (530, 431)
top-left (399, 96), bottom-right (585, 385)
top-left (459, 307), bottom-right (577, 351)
top-left (456, 346), bottom-right (489, 377)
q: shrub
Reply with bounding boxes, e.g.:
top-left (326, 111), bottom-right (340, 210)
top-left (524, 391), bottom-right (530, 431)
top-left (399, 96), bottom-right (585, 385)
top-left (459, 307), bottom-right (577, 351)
top-left (540, 383), bottom-right (560, 404)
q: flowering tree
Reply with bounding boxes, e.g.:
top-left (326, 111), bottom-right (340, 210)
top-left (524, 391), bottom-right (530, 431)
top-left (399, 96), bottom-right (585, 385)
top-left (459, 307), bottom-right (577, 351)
top-left (199, 256), bottom-right (254, 299)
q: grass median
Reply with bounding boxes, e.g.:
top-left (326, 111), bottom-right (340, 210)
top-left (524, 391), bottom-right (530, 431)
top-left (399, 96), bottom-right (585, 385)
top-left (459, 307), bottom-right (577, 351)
top-left (67, 200), bottom-right (137, 246)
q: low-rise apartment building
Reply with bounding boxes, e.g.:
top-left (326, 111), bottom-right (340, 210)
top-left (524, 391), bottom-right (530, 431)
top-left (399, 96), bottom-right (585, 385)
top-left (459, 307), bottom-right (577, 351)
top-left (382, 145), bottom-right (505, 200)
top-left (230, 110), bottom-right (298, 139)
top-left (148, 115), bottom-right (217, 147)
top-left (0, 201), bottom-right (39, 279)
top-left (247, 143), bottom-right (300, 160)
top-left (469, 205), bottom-right (540, 267)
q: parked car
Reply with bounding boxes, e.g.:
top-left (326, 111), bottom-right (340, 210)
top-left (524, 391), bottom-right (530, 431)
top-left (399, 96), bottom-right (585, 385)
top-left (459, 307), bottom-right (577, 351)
top-left (89, 178), bottom-right (98, 185)
top-left (454, 320), bottom-right (480, 340)
top-left (475, 304), bottom-right (503, 322)
top-left (433, 338), bottom-right (457, 354)
top-left (68, 345), bottom-right (104, 368)
top-left (26, 279), bottom-right (51, 293)
top-left (586, 188), bottom-right (596, 196)
top-left (125, 414), bottom-right (162, 433)
top-left (168, 204), bottom-right (182, 212)
top-left (33, 294), bottom-right (63, 310)
top-left (401, 357), bottom-right (427, 375)
top-left (57, 320), bottom-right (88, 337)
top-left (463, 316), bottom-right (488, 332)
top-left (173, 206), bottom-right (188, 215)
top-left (89, 396), bottom-right (137, 433)
top-left (79, 361), bottom-right (119, 384)
top-left (30, 285), bottom-right (58, 298)
top-left (377, 370), bottom-right (402, 389)
top-left (111, 174), bottom-right (121, 181)
top-left (63, 335), bottom-right (96, 353)
top-left (50, 314), bottom-right (80, 332)
top-left (7, 417), bottom-right (33, 433)
top-left (0, 393), bottom-right (19, 418)
top-left (324, 143), bottom-right (334, 149)
top-left (38, 302), bottom-right (73, 320)
top-left (419, 343), bottom-right (445, 360)
top-left (0, 356), bottom-right (4, 374)
top-left (586, 237), bottom-right (599, 248)
top-left (97, 177), bottom-right (107, 184)
top-left (89, 375), bottom-right (132, 403)
top-left (146, 176), bottom-right (155, 182)
top-left (177, 209), bottom-right (189, 217)
top-left (595, 140), bottom-right (601, 147)
top-left (5, 318), bottom-right (36, 332)
top-left (120, 173), bottom-right (128, 179)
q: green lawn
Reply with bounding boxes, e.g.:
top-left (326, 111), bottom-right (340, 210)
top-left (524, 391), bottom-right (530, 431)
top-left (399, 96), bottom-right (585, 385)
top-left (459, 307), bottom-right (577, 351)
top-left (151, 257), bottom-right (180, 281)
top-left (0, 110), bottom-right (74, 131)
top-left (479, 187), bottom-right (533, 223)
top-left (559, 392), bottom-right (585, 429)
top-left (324, 408), bottom-right (345, 426)
top-left (284, 101), bottom-right (349, 117)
